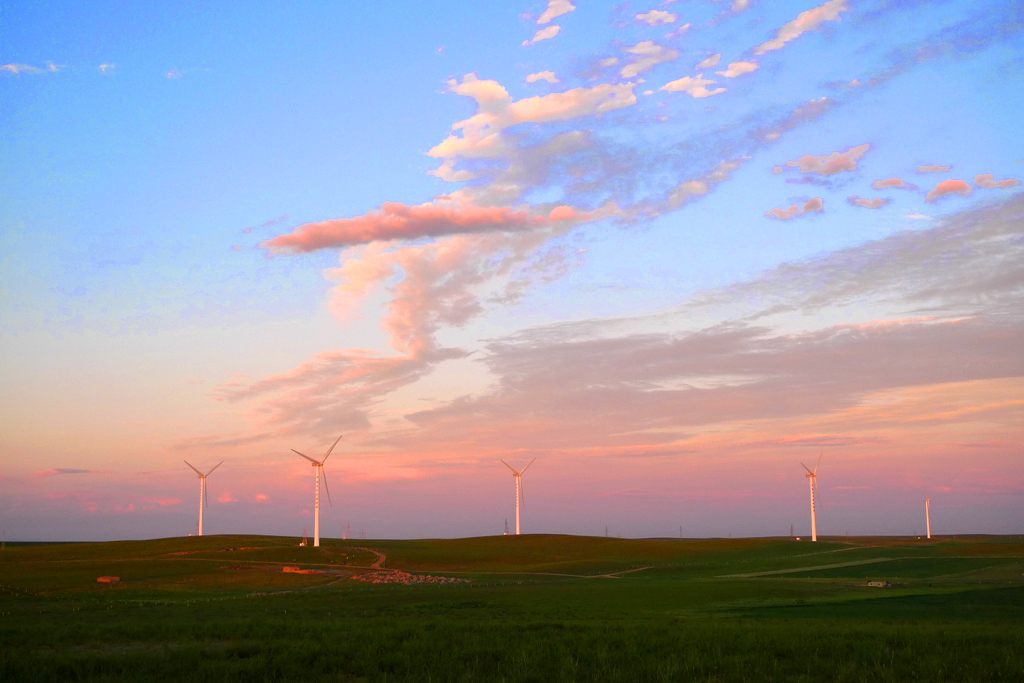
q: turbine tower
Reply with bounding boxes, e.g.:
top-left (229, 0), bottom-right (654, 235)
top-left (924, 497), bottom-right (931, 539)
top-left (801, 455), bottom-right (822, 542)
top-left (292, 435), bottom-right (342, 548)
top-left (500, 458), bottom-right (535, 535)
top-left (184, 460), bottom-right (222, 537)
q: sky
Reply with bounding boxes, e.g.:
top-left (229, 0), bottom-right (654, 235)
top-left (1, 0), bottom-right (1022, 542)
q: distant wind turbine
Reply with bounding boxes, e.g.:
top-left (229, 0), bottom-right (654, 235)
top-left (184, 460), bottom-right (223, 537)
top-left (500, 458), bottom-right (535, 535)
top-left (292, 435), bottom-right (342, 548)
top-left (801, 454), bottom-right (822, 542)
top-left (924, 497), bottom-right (931, 539)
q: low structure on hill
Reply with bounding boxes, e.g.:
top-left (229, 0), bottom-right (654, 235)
top-left (96, 576), bottom-right (120, 583)
top-left (352, 570), bottom-right (471, 585)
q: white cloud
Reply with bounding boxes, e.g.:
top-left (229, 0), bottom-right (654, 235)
top-left (526, 70), bottom-right (560, 84)
top-left (523, 25), bottom-right (561, 46)
top-left (664, 23), bottom-right (691, 39)
top-left (716, 61), bottom-right (759, 77)
top-left (620, 41), bottom-right (680, 78)
top-left (659, 74), bottom-right (726, 98)
top-left (635, 9), bottom-right (678, 26)
top-left (754, 0), bottom-right (848, 55)
top-left (696, 54), bottom-right (721, 69)
top-left (537, 0), bottom-right (575, 24)
top-left (1, 63), bottom-right (44, 75)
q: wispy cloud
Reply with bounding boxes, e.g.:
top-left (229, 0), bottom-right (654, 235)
top-left (523, 25), bottom-right (561, 46)
top-left (871, 178), bottom-right (917, 190)
top-left (32, 468), bottom-right (106, 479)
top-left (847, 196), bottom-right (891, 209)
top-left (754, 0), bottom-right (849, 55)
top-left (619, 41), bottom-right (680, 78)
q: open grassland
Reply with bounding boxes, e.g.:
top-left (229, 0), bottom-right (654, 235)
top-left (1, 534), bottom-right (1022, 681)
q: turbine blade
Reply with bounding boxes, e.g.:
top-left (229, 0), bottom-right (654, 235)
top-left (205, 461), bottom-right (224, 477)
top-left (293, 449), bottom-right (321, 465)
top-left (184, 460), bottom-right (204, 476)
top-left (321, 466), bottom-right (332, 507)
top-left (814, 453), bottom-right (822, 475)
top-left (500, 459), bottom-right (519, 475)
top-left (322, 435), bottom-right (343, 463)
top-left (520, 458), bottom-right (536, 474)
top-left (204, 482), bottom-right (209, 510)
top-left (519, 476), bottom-right (525, 507)
top-left (801, 462), bottom-right (814, 475)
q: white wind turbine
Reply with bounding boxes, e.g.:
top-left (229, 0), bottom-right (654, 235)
top-left (801, 455), bottom-right (822, 542)
top-left (500, 458), bottom-right (535, 535)
top-left (292, 435), bottom-right (342, 548)
top-left (924, 497), bottom-right (931, 539)
top-left (184, 460), bottom-right (223, 537)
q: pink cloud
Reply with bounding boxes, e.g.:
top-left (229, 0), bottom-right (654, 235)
top-left (786, 143), bottom-right (869, 176)
top-left (217, 492), bottom-right (238, 503)
top-left (765, 197), bottom-right (823, 220)
top-left (847, 196), bottom-right (891, 209)
top-left (754, 0), bottom-right (849, 55)
top-left (917, 164), bottom-right (951, 173)
top-left (262, 202), bottom-right (583, 252)
top-left (925, 179), bottom-right (973, 203)
top-left (974, 173), bottom-right (1020, 189)
top-left (255, 494), bottom-right (268, 502)
top-left (871, 178), bottom-right (917, 190)
top-left (218, 229), bottom-right (586, 432)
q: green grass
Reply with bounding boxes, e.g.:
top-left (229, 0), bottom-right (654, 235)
top-left (1, 534), bottom-right (1022, 681)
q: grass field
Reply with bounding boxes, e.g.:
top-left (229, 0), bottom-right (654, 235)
top-left (1, 534), bottom-right (1022, 681)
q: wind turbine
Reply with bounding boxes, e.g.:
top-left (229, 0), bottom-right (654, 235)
top-left (500, 458), bottom-right (535, 535)
top-left (292, 435), bottom-right (342, 548)
top-left (183, 460), bottom-right (223, 537)
top-left (924, 497), bottom-right (931, 539)
top-left (800, 454), bottom-right (822, 542)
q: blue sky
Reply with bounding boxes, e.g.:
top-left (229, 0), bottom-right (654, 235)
top-left (1, 0), bottom-right (1022, 541)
